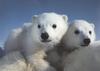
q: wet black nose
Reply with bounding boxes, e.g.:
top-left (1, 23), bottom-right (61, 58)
top-left (83, 38), bottom-right (90, 45)
top-left (41, 32), bottom-right (49, 40)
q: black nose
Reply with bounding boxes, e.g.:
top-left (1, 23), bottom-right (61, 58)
top-left (83, 38), bottom-right (90, 45)
top-left (41, 32), bottom-right (49, 40)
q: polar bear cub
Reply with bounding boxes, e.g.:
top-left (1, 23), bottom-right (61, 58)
top-left (62, 20), bottom-right (96, 71)
top-left (4, 12), bottom-right (68, 71)
top-left (63, 19), bottom-right (96, 49)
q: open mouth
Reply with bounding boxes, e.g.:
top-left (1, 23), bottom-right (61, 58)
top-left (41, 40), bottom-right (51, 43)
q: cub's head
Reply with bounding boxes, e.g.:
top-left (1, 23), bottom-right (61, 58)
top-left (64, 20), bottom-right (96, 49)
top-left (31, 12), bottom-right (68, 46)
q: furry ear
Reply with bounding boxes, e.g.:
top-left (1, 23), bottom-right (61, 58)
top-left (62, 15), bottom-right (68, 22)
top-left (91, 23), bottom-right (95, 29)
top-left (32, 15), bottom-right (38, 23)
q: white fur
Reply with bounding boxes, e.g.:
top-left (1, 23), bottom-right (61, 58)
top-left (4, 23), bottom-right (32, 53)
top-left (4, 28), bottom-right (23, 52)
top-left (62, 20), bottom-right (96, 71)
top-left (0, 51), bottom-right (27, 71)
top-left (63, 19), bottom-right (96, 49)
top-left (4, 12), bottom-right (68, 71)
top-left (64, 41), bottom-right (100, 71)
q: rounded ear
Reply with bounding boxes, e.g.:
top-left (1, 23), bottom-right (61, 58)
top-left (32, 15), bottom-right (38, 23)
top-left (62, 15), bottom-right (68, 22)
top-left (91, 23), bottom-right (95, 29)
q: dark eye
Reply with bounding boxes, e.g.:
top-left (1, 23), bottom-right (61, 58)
top-left (74, 30), bottom-right (80, 35)
top-left (38, 24), bottom-right (41, 28)
top-left (89, 31), bottom-right (92, 35)
top-left (52, 24), bottom-right (56, 29)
